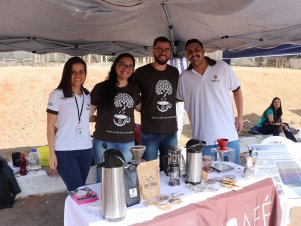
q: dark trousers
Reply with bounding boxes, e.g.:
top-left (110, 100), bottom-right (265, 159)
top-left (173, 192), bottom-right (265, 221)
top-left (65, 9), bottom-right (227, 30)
top-left (258, 124), bottom-right (296, 142)
top-left (56, 148), bottom-right (92, 191)
top-left (282, 123), bottom-right (297, 142)
top-left (258, 124), bottom-right (280, 136)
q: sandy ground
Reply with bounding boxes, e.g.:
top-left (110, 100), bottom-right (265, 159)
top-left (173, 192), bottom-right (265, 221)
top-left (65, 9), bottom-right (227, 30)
top-left (0, 65), bottom-right (301, 154)
top-left (1, 65), bottom-right (301, 225)
top-left (1, 64), bottom-right (300, 153)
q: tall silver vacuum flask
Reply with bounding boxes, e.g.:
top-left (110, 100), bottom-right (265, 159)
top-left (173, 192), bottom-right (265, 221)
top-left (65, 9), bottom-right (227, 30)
top-left (100, 149), bottom-right (126, 221)
top-left (185, 139), bottom-right (206, 185)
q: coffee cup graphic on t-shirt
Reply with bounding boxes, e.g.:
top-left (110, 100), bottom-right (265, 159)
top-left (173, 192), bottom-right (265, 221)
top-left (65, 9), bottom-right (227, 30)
top-left (113, 93), bottom-right (134, 127)
top-left (114, 114), bottom-right (131, 126)
top-left (157, 100), bottom-right (171, 112)
top-left (156, 80), bottom-right (173, 112)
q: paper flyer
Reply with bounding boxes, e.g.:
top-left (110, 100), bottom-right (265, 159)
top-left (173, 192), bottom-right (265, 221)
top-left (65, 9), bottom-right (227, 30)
top-left (248, 143), bottom-right (301, 198)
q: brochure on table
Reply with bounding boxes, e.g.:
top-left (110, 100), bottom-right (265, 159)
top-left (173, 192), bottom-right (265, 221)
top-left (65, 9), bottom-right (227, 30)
top-left (248, 143), bottom-right (301, 198)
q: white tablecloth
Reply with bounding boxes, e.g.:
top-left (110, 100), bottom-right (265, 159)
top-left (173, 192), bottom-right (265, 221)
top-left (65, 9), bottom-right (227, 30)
top-left (64, 162), bottom-right (262, 226)
top-left (248, 142), bottom-right (301, 226)
top-left (279, 142), bottom-right (301, 226)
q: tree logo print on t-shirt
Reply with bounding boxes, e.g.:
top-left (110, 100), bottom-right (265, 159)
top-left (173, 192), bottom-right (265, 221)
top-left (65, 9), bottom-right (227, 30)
top-left (113, 93), bottom-right (134, 127)
top-left (155, 80), bottom-right (172, 112)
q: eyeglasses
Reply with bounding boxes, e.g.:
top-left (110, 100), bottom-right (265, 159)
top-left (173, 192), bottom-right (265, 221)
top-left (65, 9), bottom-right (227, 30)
top-left (118, 62), bottom-right (134, 70)
top-left (154, 48), bottom-right (171, 54)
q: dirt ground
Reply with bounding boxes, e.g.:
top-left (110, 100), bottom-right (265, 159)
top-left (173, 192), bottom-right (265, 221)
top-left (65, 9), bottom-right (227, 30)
top-left (1, 65), bottom-right (301, 225)
top-left (1, 65), bottom-right (300, 152)
top-left (0, 192), bottom-right (67, 226)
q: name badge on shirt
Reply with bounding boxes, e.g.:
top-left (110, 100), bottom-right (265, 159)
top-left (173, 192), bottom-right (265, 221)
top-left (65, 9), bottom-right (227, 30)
top-left (76, 124), bottom-right (84, 137)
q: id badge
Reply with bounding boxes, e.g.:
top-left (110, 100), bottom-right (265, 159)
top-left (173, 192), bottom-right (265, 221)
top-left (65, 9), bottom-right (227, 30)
top-left (76, 124), bottom-right (84, 137)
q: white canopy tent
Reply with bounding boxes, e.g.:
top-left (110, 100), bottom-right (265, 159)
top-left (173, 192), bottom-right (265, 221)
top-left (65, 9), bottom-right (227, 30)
top-left (1, 0), bottom-right (301, 57)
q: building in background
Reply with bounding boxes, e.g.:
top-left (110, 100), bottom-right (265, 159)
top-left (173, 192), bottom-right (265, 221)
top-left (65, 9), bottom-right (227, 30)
top-left (0, 51), bottom-right (300, 69)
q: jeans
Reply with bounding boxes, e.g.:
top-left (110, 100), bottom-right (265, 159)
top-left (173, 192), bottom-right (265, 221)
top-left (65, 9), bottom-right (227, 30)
top-left (140, 132), bottom-right (178, 170)
top-left (257, 124), bottom-right (296, 142)
top-left (201, 140), bottom-right (241, 165)
top-left (282, 123), bottom-right (297, 142)
top-left (93, 138), bottom-right (134, 182)
top-left (257, 124), bottom-right (280, 136)
top-left (56, 148), bottom-right (92, 191)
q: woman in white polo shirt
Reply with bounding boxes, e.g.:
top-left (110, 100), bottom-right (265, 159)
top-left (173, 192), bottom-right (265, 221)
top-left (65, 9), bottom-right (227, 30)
top-left (46, 57), bottom-right (92, 191)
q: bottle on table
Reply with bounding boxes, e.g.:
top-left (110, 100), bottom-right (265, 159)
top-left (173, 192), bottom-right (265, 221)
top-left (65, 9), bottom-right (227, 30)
top-left (244, 149), bottom-right (257, 178)
top-left (28, 148), bottom-right (41, 171)
top-left (19, 153), bottom-right (27, 176)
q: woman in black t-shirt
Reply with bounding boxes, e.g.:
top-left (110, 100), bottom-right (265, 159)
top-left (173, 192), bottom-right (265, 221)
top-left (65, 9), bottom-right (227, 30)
top-left (90, 53), bottom-right (141, 182)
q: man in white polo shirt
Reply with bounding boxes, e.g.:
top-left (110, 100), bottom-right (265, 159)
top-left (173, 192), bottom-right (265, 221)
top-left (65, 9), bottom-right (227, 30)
top-left (176, 39), bottom-right (243, 164)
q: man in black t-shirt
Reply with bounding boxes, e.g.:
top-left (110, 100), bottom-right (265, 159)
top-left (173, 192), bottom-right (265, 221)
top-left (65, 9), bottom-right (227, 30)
top-left (134, 36), bottom-right (179, 170)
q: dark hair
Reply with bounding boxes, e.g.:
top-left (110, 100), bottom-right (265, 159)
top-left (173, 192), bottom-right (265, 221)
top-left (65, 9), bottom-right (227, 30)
top-left (100, 53), bottom-right (135, 106)
top-left (185, 39), bottom-right (204, 50)
top-left (57, 56), bottom-right (87, 98)
top-left (265, 97), bottom-right (282, 119)
top-left (185, 39), bottom-right (213, 70)
top-left (153, 36), bottom-right (171, 47)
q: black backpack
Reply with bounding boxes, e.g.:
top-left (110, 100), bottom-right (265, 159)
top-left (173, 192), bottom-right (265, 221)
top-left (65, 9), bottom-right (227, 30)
top-left (0, 156), bottom-right (21, 209)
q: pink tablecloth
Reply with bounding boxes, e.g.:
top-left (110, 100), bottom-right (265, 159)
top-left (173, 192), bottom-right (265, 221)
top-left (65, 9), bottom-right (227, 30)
top-left (132, 178), bottom-right (281, 226)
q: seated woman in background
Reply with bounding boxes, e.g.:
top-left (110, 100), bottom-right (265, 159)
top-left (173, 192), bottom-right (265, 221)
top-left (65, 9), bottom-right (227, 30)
top-left (256, 97), bottom-right (297, 142)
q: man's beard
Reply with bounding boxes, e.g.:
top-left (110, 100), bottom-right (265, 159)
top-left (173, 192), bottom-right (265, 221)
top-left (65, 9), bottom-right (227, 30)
top-left (154, 55), bottom-right (169, 65)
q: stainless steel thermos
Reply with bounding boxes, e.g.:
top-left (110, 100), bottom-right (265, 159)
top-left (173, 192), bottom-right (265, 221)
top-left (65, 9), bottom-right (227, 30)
top-left (185, 139), bottom-right (206, 185)
top-left (100, 149), bottom-right (126, 221)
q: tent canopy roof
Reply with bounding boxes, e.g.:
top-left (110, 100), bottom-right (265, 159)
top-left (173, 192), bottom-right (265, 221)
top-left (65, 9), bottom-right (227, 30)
top-left (1, 0), bottom-right (301, 57)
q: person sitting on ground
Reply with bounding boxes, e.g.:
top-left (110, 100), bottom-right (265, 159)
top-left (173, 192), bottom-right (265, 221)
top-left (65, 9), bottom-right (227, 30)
top-left (255, 97), bottom-right (297, 142)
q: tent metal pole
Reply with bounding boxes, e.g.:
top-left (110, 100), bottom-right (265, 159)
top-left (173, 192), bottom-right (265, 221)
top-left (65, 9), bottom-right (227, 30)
top-left (161, 3), bottom-right (177, 57)
top-left (36, 38), bottom-right (74, 48)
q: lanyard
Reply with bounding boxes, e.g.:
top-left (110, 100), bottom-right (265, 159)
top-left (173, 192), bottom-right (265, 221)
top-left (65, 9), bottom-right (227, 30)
top-left (73, 92), bottom-right (84, 124)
